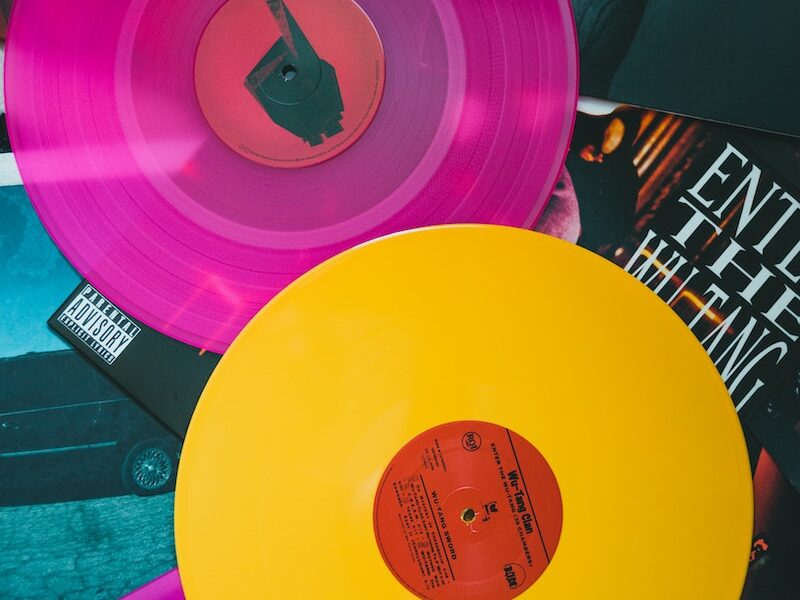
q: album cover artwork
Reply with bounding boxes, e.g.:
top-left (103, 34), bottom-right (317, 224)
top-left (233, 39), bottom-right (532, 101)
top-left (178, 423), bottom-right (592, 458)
top-left (0, 186), bottom-right (177, 599)
top-left (49, 283), bottom-right (221, 439)
top-left (535, 105), bottom-right (800, 489)
top-left (742, 447), bottom-right (800, 600)
top-left (572, 0), bottom-right (800, 138)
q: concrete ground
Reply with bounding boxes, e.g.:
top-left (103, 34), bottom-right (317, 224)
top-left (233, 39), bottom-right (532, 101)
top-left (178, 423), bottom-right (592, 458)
top-left (0, 494), bottom-right (176, 600)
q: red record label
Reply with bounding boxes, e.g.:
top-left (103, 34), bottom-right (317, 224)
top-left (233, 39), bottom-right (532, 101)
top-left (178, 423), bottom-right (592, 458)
top-left (374, 421), bottom-right (563, 599)
top-left (195, 0), bottom-right (385, 168)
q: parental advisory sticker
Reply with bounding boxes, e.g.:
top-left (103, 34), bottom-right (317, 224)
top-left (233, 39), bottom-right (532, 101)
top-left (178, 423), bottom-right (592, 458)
top-left (57, 285), bottom-right (141, 364)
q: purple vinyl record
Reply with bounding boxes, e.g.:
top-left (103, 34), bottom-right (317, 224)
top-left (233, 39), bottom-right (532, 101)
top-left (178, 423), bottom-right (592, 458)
top-left (6, 0), bottom-right (577, 352)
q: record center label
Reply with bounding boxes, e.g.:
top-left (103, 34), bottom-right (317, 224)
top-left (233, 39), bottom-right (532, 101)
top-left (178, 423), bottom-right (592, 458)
top-left (374, 421), bottom-right (562, 599)
top-left (195, 0), bottom-right (385, 168)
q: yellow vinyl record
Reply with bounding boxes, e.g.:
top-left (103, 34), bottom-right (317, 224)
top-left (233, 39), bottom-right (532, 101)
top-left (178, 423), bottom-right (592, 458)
top-left (175, 225), bottom-right (752, 599)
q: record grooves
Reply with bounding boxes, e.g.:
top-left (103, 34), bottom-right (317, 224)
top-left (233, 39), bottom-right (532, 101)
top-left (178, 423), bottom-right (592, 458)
top-left (6, 0), bottom-right (579, 352)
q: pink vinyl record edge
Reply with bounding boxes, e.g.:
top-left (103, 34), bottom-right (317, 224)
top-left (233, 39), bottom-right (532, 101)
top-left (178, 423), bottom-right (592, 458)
top-left (121, 569), bottom-right (183, 600)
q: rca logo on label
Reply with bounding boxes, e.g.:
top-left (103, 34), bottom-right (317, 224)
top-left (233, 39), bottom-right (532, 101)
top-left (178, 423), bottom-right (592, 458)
top-left (503, 563), bottom-right (525, 590)
top-left (461, 431), bottom-right (481, 451)
top-left (57, 285), bottom-right (140, 365)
